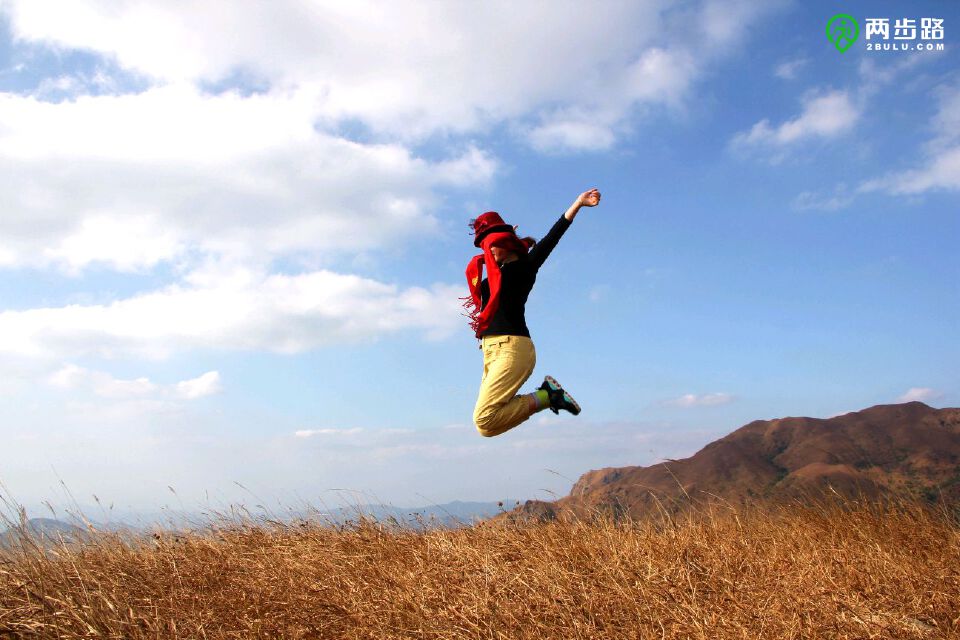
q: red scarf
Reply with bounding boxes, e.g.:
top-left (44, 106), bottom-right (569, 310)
top-left (462, 231), bottom-right (533, 338)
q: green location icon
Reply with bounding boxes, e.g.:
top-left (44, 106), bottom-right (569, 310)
top-left (826, 14), bottom-right (860, 53)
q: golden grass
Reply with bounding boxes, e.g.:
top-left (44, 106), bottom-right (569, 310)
top-left (1, 499), bottom-right (958, 639)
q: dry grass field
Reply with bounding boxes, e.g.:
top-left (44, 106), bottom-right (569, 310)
top-left (1, 499), bottom-right (958, 639)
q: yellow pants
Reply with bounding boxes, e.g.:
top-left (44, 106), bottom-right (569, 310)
top-left (473, 334), bottom-right (537, 437)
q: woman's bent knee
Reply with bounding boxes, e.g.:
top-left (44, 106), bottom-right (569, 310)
top-left (474, 411), bottom-right (496, 436)
top-left (473, 404), bottom-right (496, 431)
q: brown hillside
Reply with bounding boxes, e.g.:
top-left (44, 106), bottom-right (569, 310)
top-left (518, 402), bottom-right (960, 520)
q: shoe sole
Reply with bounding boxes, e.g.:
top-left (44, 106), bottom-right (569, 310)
top-left (544, 376), bottom-right (581, 416)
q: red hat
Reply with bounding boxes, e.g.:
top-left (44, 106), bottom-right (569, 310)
top-left (471, 211), bottom-right (516, 247)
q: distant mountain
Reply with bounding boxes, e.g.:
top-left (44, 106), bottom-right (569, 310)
top-left (165, 500), bottom-right (512, 529)
top-left (0, 518), bottom-right (88, 549)
top-left (1, 501), bottom-right (512, 539)
top-left (513, 402), bottom-right (960, 521)
top-left (310, 500), bottom-right (512, 527)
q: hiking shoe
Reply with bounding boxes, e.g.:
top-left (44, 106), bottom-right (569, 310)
top-left (539, 376), bottom-right (581, 416)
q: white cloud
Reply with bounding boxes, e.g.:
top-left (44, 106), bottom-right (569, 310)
top-left (174, 371), bottom-right (222, 400)
top-left (0, 1), bottom-right (655, 136)
top-left (859, 85), bottom-right (960, 196)
top-left (0, 267), bottom-right (463, 360)
top-left (856, 55), bottom-right (930, 100)
top-left (41, 214), bottom-right (184, 275)
top-left (774, 58), bottom-right (808, 80)
top-left (780, 55), bottom-right (960, 206)
top-left (49, 363), bottom-right (157, 398)
top-left (47, 363), bottom-right (220, 400)
top-left (860, 147), bottom-right (960, 194)
top-left (0, 1), bottom-right (777, 148)
top-left (931, 85), bottom-right (960, 144)
top-left (527, 112), bottom-right (619, 154)
top-left (696, 0), bottom-right (784, 48)
top-left (0, 1), bottom-right (784, 281)
top-left (732, 90), bottom-right (860, 151)
top-left (0, 86), bottom-right (496, 273)
top-left (622, 47), bottom-right (698, 106)
top-left (664, 393), bottom-right (734, 408)
top-left (896, 387), bottom-right (942, 403)
top-left (295, 427), bottom-right (364, 438)
top-left (792, 184), bottom-right (855, 212)
top-left (526, 47), bottom-right (699, 153)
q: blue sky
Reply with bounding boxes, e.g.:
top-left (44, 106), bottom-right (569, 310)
top-left (0, 0), bottom-right (957, 515)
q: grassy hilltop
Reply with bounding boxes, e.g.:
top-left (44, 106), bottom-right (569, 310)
top-left (1, 499), bottom-right (958, 639)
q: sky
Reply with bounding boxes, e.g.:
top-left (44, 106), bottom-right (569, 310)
top-left (0, 0), bottom-right (957, 516)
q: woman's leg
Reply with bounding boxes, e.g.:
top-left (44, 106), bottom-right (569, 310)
top-left (473, 335), bottom-right (537, 437)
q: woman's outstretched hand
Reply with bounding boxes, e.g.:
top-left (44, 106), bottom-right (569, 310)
top-left (565, 188), bottom-right (601, 221)
top-left (578, 188), bottom-right (601, 207)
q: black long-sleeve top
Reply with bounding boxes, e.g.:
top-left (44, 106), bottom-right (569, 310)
top-left (478, 215), bottom-right (572, 338)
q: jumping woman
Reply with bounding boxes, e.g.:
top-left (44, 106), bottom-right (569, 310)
top-left (464, 188), bottom-right (602, 437)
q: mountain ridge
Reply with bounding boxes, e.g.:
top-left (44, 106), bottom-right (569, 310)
top-left (514, 401), bottom-right (960, 521)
